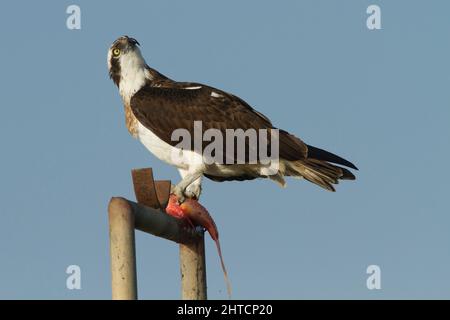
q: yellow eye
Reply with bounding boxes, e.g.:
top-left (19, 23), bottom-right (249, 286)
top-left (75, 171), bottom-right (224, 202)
top-left (113, 48), bottom-right (121, 57)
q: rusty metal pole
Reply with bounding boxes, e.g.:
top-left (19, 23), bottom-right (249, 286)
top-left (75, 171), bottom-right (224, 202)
top-left (108, 197), bottom-right (138, 300)
top-left (107, 168), bottom-right (208, 300)
top-left (131, 168), bottom-right (208, 300)
top-left (180, 234), bottom-right (207, 300)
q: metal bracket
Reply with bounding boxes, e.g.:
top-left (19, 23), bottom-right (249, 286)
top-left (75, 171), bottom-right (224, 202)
top-left (131, 168), bottom-right (171, 209)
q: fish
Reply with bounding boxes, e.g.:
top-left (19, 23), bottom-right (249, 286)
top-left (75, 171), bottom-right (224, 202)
top-left (166, 194), bottom-right (232, 298)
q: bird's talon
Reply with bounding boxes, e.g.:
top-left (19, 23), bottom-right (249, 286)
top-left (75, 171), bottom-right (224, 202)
top-left (172, 186), bottom-right (186, 204)
top-left (177, 195), bottom-right (185, 204)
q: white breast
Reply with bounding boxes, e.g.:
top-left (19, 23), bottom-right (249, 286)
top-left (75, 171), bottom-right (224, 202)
top-left (136, 122), bottom-right (203, 171)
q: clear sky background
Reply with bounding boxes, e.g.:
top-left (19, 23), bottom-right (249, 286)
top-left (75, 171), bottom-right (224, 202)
top-left (0, 0), bottom-right (449, 299)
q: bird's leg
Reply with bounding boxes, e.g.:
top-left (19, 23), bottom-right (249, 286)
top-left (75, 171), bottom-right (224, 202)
top-left (172, 170), bottom-right (203, 204)
top-left (184, 176), bottom-right (202, 200)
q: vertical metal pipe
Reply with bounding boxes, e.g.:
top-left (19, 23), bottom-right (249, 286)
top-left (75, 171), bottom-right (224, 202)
top-left (180, 233), bottom-right (207, 300)
top-left (108, 197), bottom-right (138, 300)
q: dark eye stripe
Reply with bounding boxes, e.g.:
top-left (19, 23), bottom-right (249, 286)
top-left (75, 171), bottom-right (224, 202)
top-left (109, 48), bottom-right (121, 86)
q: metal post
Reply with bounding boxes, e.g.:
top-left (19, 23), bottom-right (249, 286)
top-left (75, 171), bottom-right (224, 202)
top-left (108, 197), bottom-right (138, 300)
top-left (180, 234), bottom-right (207, 300)
top-left (107, 168), bottom-right (208, 300)
top-left (131, 168), bottom-right (208, 300)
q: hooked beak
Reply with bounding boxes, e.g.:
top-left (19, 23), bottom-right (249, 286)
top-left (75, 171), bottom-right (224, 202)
top-left (125, 36), bottom-right (140, 47)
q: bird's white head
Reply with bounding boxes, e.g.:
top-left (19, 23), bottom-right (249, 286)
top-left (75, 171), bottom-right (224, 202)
top-left (108, 36), bottom-right (152, 103)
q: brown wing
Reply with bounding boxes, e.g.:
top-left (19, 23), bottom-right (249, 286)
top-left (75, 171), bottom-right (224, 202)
top-left (130, 83), bottom-right (307, 162)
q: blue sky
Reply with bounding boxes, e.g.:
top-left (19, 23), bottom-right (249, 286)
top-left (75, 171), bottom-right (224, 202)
top-left (0, 0), bottom-right (449, 299)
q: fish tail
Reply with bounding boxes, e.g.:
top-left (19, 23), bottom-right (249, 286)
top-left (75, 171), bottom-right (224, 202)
top-left (214, 239), bottom-right (232, 298)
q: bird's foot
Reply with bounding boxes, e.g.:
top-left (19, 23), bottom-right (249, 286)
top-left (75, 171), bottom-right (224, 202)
top-left (171, 186), bottom-right (186, 204)
top-left (172, 182), bottom-right (202, 204)
top-left (184, 183), bottom-right (202, 200)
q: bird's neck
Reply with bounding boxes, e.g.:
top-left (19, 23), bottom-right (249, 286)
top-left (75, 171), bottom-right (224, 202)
top-left (119, 65), bottom-right (152, 105)
top-left (119, 66), bottom-right (171, 105)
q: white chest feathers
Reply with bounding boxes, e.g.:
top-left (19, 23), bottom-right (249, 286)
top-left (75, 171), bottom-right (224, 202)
top-left (136, 122), bottom-right (203, 170)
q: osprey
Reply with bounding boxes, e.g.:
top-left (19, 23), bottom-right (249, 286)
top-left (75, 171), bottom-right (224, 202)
top-left (108, 36), bottom-right (357, 202)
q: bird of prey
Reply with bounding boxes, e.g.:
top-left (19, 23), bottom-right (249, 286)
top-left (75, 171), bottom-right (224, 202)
top-left (108, 36), bottom-right (357, 202)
